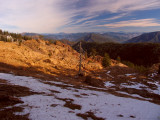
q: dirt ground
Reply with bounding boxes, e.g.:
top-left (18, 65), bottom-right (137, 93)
top-left (0, 78), bottom-right (35, 120)
top-left (0, 62), bottom-right (160, 104)
top-left (0, 61), bottom-right (160, 119)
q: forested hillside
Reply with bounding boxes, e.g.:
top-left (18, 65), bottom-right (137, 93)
top-left (73, 41), bottom-right (160, 67)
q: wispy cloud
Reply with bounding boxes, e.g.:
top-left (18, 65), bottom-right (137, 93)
top-left (0, 0), bottom-right (75, 33)
top-left (87, 0), bottom-right (160, 13)
top-left (98, 19), bottom-right (160, 28)
top-left (0, 0), bottom-right (160, 33)
top-left (104, 13), bottom-right (128, 21)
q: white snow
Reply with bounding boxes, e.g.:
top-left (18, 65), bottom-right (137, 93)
top-left (0, 73), bottom-right (160, 120)
top-left (147, 81), bottom-right (160, 95)
top-left (105, 81), bottom-right (115, 87)
top-left (121, 83), bottom-right (147, 90)
top-left (106, 71), bottom-right (114, 78)
top-left (120, 81), bottom-right (160, 95)
top-left (125, 73), bottom-right (136, 77)
top-left (117, 91), bottom-right (152, 100)
top-left (148, 72), bottom-right (158, 78)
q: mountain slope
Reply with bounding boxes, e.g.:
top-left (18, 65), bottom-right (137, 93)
top-left (79, 33), bottom-right (115, 43)
top-left (42, 33), bottom-right (89, 41)
top-left (102, 32), bottom-right (142, 43)
top-left (22, 32), bottom-right (141, 43)
top-left (0, 40), bottom-right (102, 76)
top-left (125, 31), bottom-right (160, 43)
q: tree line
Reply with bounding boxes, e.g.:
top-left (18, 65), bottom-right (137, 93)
top-left (73, 41), bottom-right (160, 67)
top-left (0, 29), bottom-right (32, 42)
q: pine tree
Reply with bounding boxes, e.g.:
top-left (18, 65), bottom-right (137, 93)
top-left (0, 29), bottom-right (2, 34)
top-left (3, 31), bottom-right (9, 35)
top-left (90, 48), bottom-right (97, 58)
top-left (1, 36), bottom-right (6, 42)
top-left (102, 53), bottom-right (111, 67)
top-left (116, 56), bottom-right (121, 63)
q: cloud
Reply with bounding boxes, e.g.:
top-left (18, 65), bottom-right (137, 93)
top-left (57, 0), bottom-right (160, 32)
top-left (104, 13), bottom-right (128, 21)
top-left (0, 0), bottom-right (160, 33)
top-left (97, 19), bottom-right (160, 28)
top-left (0, 0), bottom-right (76, 33)
top-left (87, 0), bottom-right (160, 13)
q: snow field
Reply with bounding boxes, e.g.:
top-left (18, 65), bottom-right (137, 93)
top-left (0, 73), bottom-right (160, 120)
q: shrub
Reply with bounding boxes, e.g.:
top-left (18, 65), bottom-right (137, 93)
top-left (134, 65), bottom-right (148, 72)
top-left (116, 56), bottom-right (121, 63)
top-left (18, 40), bottom-right (22, 46)
top-left (122, 61), bottom-right (135, 68)
top-left (122, 60), bottom-right (148, 72)
top-left (102, 53), bottom-right (110, 67)
top-left (90, 48), bottom-right (97, 58)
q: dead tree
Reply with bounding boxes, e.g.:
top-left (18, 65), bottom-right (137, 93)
top-left (78, 41), bottom-right (82, 75)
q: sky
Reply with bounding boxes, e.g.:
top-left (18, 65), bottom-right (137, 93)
top-left (0, 0), bottom-right (160, 33)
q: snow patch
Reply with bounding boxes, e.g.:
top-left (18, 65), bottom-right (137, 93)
top-left (106, 71), bottom-right (114, 78)
top-left (105, 81), bottom-right (115, 87)
top-left (0, 73), bottom-right (160, 120)
top-left (125, 73), bottom-right (136, 77)
top-left (121, 83), bottom-right (147, 90)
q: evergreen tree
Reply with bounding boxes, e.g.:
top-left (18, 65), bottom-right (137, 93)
top-left (3, 31), bottom-right (9, 35)
top-left (116, 56), bottom-right (121, 63)
top-left (90, 48), bottom-right (97, 58)
top-left (18, 40), bottom-right (22, 46)
top-left (102, 53), bottom-right (111, 67)
top-left (85, 52), bottom-right (88, 60)
top-left (1, 36), bottom-right (6, 42)
top-left (0, 29), bottom-right (2, 34)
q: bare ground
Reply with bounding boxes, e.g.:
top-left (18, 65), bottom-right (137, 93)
top-left (0, 79), bottom-right (35, 120)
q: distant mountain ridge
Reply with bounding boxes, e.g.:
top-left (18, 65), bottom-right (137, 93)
top-left (42, 33), bottom-right (89, 41)
top-left (101, 32), bottom-right (142, 43)
top-left (125, 31), bottom-right (160, 43)
top-left (22, 32), bottom-right (142, 43)
top-left (78, 33), bottom-right (115, 43)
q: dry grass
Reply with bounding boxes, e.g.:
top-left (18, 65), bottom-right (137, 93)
top-left (0, 40), bottom-right (102, 77)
